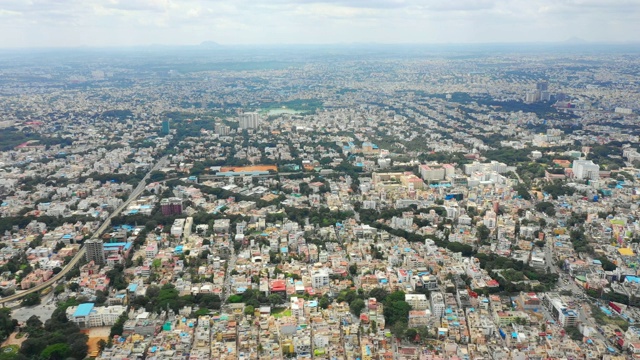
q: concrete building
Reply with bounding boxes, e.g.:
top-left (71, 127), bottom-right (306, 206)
top-left (572, 160), bottom-right (600, 180)
top-left (215, 124), bottom-right (231, 136)
top-left (239, 112), bottom-right (261, 129)
top-left (405, 294), bottom-right (429, 311)
top-left (85, 239), bottom-right (105, 265)
top-left (430, 291), bottom-right (445, 319)
top-left (311, 269), bottom-right (329, 289)
top-left (160, 197), bottom-right (183, 216)
top-left (66, 303), bottom-right (126, 328)
top-left (419, 163), bottom-right (455, 181)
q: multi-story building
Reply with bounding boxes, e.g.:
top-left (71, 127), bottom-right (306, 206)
top-left (85, 239), bottom-right (105, 265)
top-left (311, 269), bottom-right (329, 289)
top-left (419, 163), bottom-right (455, 181)
top-left (215, 124), bottom-right (231, 136)
top-left (430, 292), bottom-right (445, 319)
top-left (160, 197), bottom-right (183, 216)
top-left (66, 303), bottom-right (126, 328)
top-left (171, 218), bottom-right (186, 238)
top-left (543, 294), bottom-right (579, 327)
top-left (239, 112), bottom-right (260, 129)
top-left (572, 160), bottom-right (600, 180)
top-left (405, 294), bottom-right (429, 310)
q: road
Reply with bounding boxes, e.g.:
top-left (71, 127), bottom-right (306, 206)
top-left (543, 236), bottom-right (608, 344)
top-left (221, 236), bottom-right (237, 306)
top-left (0, 156), bottom-right (169, 305)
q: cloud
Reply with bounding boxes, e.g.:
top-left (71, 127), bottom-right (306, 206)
top-left (0, 0), bottom-right (638, 47)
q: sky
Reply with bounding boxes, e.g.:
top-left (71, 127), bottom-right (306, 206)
top-left (0, 0), bottom-right (639, 48)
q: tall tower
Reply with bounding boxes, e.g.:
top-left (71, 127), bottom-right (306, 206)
top-left (536, 81), bottom-right (548, 92)
top-left (85, 239), bottom-right (105, 265)
top-left (239, 112), bottom-right (260, 129)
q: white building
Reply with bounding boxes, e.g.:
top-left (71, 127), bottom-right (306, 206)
top-left (66, 303), bottom-right (126, 328)
top-left (239, 112), bottom-right (261, 129)
top-left (572, 160), bottom-right (600, 180)
top-left (405, 294), bottom-right (429, 310)
top-left (171, 218), bottom-right (186, 237)
top-left (430, 292), bottom-right (445, 319)
top-left (145, 242), bottom-right (158, 259)
top-left (311, 269), bottom-right (329, 289)
top-left (419, 163), bottom-right (455, 181)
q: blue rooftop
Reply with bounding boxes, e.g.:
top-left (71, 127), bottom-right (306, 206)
top-left (73, 303), bottom-right (95, 317)
top-left (627, 276), bottom-right (640, 283)
top-left (103, 242), bottom-right (132, 251)
top-left (128, 284), bottom-right (138, 292)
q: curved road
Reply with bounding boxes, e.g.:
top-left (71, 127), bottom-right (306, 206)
top-left (0, 156), bottom-right (169, 305)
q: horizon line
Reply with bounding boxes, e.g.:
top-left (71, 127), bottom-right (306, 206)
top-left (2, 40), bottom-right (640, 51)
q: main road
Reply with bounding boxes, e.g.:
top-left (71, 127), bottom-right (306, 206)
top-left (0, 156), bottom-right (169, 305)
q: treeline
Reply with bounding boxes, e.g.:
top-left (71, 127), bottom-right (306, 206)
top-left (17, 298), bottom-right (89, 360)
top-left (283, 207), bottom-right (354, 228)
top-left (0, 214), bottom-right (96, 236)
top-left (475, 253), bottom-right (558, 292)
top-left (129, 284), bottom-right (222, 314)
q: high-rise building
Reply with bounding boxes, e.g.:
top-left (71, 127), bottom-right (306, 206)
top-left (162, 120), bottom-right (170, 135)
top-left (536, 81), bottom-right (548, 92)
top-left (215, 124), bottom-right (231, 136)
top-left (238, 112), bottom-right (261, 129)
top-left (85, 239), bottom-right (105, 265)
top-left (160, 197), bottom-right (183, 216)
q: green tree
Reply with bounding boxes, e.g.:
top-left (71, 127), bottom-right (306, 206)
top-left (476, 224), bottom-right (490, 243)
top-left (40, 343), bottom-right (69, 360)
top-left (368, 288), bottom-right (389, 302)
top-left (268, 294), bottom-right (283, 306)
top-left (349, 299), bottom-right (365, 316)
top-left (319, 296), bottom-right (331, 309)
top-left (405, 328), bottom-right (418, 342)
top-left (22, 292), bottom-right (41, 306)
top-left (97, 339), bottom-right (107, 352)
top-left (349, 264), bottom-right (358, 276)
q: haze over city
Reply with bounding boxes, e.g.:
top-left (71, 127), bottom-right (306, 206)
top-left (2, 0), bottom-right (640, 360)
top-left (1, 0), bottom-right (639, 48)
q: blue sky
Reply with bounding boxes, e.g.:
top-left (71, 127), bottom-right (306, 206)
top-left (0, 0), bottom-right (638, 48)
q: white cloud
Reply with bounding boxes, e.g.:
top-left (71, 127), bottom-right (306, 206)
top-left (0, 0), bottom-right (638, 47)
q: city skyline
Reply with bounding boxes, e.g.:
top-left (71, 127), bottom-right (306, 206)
top-left (0, 0), bottom-right (639, 48)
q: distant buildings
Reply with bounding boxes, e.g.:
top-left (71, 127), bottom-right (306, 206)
top-left (526, 81), bottom-right (551, 103)
top-left (215, 124), bottom-right (231, 136)
top-left (463, 161), bottom-right (508, 175)
top-left (419, 163), bottom-right (454, 181)
top-left (239, 112), bottom-right (261, 129)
